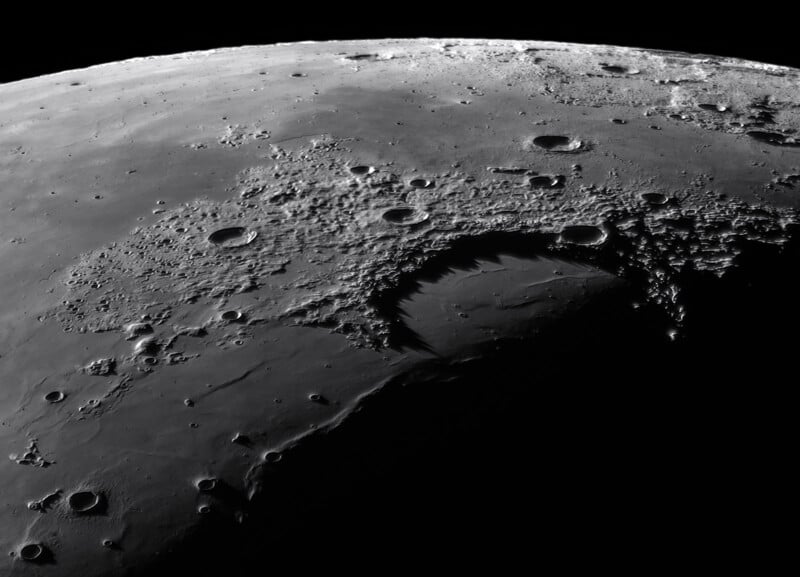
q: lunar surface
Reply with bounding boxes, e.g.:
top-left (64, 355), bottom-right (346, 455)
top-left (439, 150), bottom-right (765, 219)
top-left (1, 39), bottom-right (798, 573)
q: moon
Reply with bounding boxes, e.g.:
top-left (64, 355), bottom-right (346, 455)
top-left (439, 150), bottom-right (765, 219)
top-left (1, 39), bottom-right (797, 573)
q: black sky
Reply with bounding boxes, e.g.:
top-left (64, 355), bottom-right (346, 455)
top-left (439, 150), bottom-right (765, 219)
top-left (1, 10), bottom-right (796, 84)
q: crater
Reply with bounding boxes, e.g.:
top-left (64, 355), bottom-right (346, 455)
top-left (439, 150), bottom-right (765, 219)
top-left (344, 53), bottom-right (379, 61)
top-left (67, 490), bottom-right (105, 514)
top-left (196, 478), bottom-right (218, 492)
top-left (531, 135), bottom-right (583, 152)
top-left (381, 207), bottom-right (429, 226)
top-left (369, 232), bottom-right (621, 354)
top-left (408, 178), bottom-right (434, 188)
top-left (600, 64), bottom-right (639, 75)
top-left (640, 192), bottom-right (669, 206)
top-left (264, 451), bottom-right (283, 463)
top-left (220, 310), bottom-right (244, 322)
top-left (44, 391), bottom-right (66, 403)
top-left (529, 175), bottom-right (565, 189)
top-left (559, 225), bottom-right (607, 246)
top-left (349, 165), bottom-right (375, 176)
top-left (308, 393), bottom-right (329, 404)
top-left (20, 543), bottom-right (48, 563)
top-left (207, 227), bottom-right (258, 248)
top-left (487, 167), bottom-right (531, 175)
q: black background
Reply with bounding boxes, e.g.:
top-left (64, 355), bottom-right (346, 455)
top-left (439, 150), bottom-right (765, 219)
top-left (1, 8), bottom-right (797, 83)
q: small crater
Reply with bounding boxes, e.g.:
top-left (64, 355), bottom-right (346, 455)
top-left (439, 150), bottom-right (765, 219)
top-left (208, 227), bottom-right (257, 248)
top-left (344, 53), bottom-right (378, 61)
top-left (408, 178), bottom-right (434, 188)
top-left (67, 490), bottom-right (104, 514)
top-left (290, 72), bottom-right (307, 78)
top-left (487, 167), bottom-right (531, 175)
top-left (559, 225), bottom-right (607, 246)
top-left (600, 64), bottom-right (639, 74)
top-left (308, 393), bottom-right (329, 404)
top-left (529, 175), bottom-right (565, 189)
top-left (264, 451), bottom-right (282, 463)
top-left (220, 310), bottom-right (243, 322)
top-left (610, 118), bottom-right (627, 124)
top-left (640, 192), bottom-right (669, 206)
top-left (531, 135), bottom-right (583, 152)
top-left (19, 543), bottom-right (49, 563)
top-left (196, 478), bottom-right (218, 493)
top-left (349, 165), bottom-right (375, 176)
top-left (382, 207), bottom-right (430, 227)
top-left (44, 391), bottom-right (66, 404)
